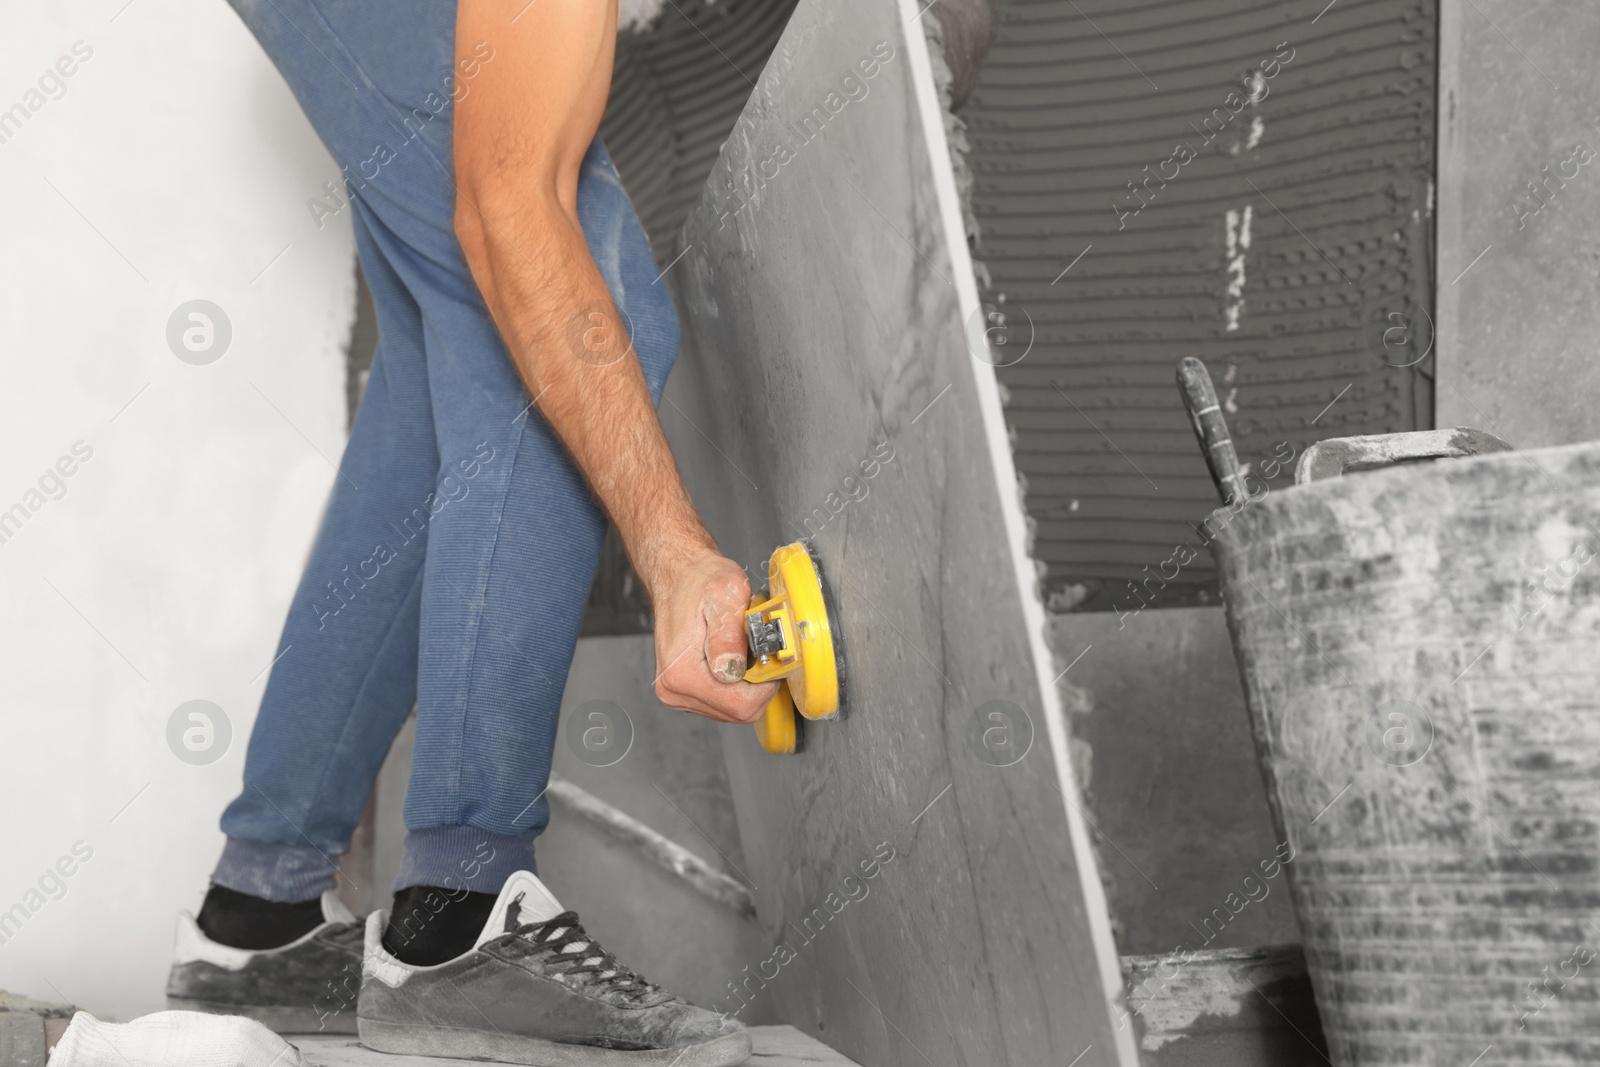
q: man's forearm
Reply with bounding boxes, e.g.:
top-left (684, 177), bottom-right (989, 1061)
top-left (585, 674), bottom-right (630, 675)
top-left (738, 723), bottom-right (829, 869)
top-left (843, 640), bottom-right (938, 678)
top-left (457, 194), bottom-right (714, 593)
top-left (449, 0), bottom-right (770, 717)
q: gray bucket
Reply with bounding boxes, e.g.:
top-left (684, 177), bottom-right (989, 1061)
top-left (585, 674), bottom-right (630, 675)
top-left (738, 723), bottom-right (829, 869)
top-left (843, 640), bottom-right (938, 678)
top-left (1209, 439), bottom-right (1600, 1064)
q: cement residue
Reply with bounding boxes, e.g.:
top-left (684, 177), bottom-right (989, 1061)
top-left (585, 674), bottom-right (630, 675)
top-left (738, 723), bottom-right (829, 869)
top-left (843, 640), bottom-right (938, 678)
top-left (617, 0), bottom-right (668, 32)
top-left (920, 12), bottom-right (980, 250)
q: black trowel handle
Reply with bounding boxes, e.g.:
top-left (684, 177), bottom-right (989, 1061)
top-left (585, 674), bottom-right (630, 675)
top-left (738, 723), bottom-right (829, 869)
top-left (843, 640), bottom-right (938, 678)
top-left (1176, 357), bottom-right (1246, 507)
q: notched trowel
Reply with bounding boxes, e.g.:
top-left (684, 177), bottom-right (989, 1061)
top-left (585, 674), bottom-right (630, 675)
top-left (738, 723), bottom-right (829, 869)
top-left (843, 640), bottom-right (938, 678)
top-left (742, 542), bottom-right (843, 754)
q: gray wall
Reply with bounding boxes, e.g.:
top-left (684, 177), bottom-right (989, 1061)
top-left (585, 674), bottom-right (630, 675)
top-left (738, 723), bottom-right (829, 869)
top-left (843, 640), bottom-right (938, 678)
top-left (1057, 608), bottom-right (1299, 957)
top-left (1436, 0), bottom-right (1600, 447)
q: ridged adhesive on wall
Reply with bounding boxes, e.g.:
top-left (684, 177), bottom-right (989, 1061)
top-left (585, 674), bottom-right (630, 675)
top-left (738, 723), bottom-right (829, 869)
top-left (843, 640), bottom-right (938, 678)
top-left (962, 0), bottom-right (1437, 612)
top-left (602, 0), bottom-right (800, 264)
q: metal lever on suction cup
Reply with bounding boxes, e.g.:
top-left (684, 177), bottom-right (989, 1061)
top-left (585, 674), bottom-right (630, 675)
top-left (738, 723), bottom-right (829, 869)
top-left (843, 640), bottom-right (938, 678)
top-left (743, 542), bottom-right (840, 755)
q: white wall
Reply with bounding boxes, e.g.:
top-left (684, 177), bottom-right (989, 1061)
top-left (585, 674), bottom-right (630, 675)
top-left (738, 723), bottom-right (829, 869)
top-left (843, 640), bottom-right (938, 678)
top-left (0, 0), bottom-right (352, 1019)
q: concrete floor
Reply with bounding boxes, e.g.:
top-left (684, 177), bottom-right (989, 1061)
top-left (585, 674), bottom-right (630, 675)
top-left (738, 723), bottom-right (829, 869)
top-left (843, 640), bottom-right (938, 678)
top-left (295, 1026), bottom-right (861, 1066)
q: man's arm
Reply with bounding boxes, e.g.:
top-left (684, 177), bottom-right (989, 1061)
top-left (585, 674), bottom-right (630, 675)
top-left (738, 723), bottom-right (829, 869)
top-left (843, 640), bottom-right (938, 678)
top-left (452, 0), bottom-right (774, 723)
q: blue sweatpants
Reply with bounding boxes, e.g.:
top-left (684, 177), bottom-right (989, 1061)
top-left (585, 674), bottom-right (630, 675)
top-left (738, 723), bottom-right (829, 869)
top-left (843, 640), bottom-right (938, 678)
top-left (212, 0), bottom-right (679, 901)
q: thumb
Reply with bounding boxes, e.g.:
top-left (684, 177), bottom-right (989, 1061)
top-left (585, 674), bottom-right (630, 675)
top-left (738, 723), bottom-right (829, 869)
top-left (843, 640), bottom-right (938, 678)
top-left (702, 588), bottom-right (750, 683)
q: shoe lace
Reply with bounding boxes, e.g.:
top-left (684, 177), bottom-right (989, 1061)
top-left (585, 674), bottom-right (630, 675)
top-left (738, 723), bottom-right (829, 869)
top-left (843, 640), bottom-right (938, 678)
top-left (324, 920), bottom-right (367, 955)
top-left (504, 895), bottom-right (659, 1000)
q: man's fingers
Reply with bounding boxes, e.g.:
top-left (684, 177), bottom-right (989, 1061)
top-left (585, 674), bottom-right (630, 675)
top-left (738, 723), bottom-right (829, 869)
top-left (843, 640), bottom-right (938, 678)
top-left (652, 638), bottom-right (700, 689)
top-left (663, 661), bottom-right (775, 721)
top-left (702, 577), bottom-right (752, 683)
top-left (661, 686), bottom-right (773, 724)
top-left (656, 650), bottom-right (775, 722)
top-left (651, 554), bottom-right (769, 722)
top-left (716, 679), bottom-right (778, 723)
top-left (656, 681), bottom-right (771, 723)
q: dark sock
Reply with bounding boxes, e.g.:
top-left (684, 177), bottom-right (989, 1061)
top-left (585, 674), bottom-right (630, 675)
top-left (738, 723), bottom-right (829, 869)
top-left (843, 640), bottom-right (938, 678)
top-left (197, 884), bottom-right (326, 950)
top-left (383, 885), bottom-right (499, 966)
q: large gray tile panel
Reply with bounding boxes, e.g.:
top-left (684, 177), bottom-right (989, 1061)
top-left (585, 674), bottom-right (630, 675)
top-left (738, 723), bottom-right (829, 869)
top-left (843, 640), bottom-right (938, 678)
top-left (661, 1), bottom-right (1134, 1063)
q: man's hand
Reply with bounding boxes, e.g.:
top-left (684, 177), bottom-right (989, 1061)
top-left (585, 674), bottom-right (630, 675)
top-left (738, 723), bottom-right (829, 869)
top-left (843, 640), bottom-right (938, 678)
top-left (651, 552), bottom-right (777, 723)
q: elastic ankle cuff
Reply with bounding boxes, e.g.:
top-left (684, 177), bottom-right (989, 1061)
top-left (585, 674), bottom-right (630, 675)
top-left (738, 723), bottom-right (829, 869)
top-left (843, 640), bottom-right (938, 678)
top-left (394, 826), bottom-right (536, 896)
top-left (211, 837), bottom-right (340, 902)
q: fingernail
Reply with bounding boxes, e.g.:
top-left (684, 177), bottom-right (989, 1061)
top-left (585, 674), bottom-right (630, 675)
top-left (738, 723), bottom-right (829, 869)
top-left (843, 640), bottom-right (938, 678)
top-left (715, 655), bottom-right (745, 681)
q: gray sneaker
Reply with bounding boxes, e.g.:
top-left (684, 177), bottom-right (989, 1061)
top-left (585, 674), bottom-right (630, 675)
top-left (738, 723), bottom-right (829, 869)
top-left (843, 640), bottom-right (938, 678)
top-left (357, 871), bottom-right (750, 1066)
top-left (166, 889), bottom-right (365, 1034)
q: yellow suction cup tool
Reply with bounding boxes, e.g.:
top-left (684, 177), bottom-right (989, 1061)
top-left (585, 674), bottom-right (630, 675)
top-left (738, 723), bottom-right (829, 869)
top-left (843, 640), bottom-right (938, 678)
top-left (754, 685), bottom-right (797, 755)
top-left (744, 542), bottom-right (840, 754)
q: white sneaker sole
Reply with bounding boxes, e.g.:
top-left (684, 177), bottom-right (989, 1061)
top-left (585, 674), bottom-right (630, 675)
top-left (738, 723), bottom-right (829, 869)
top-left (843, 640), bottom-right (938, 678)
top-left (357, 1016), bottom-right (751, 1066)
